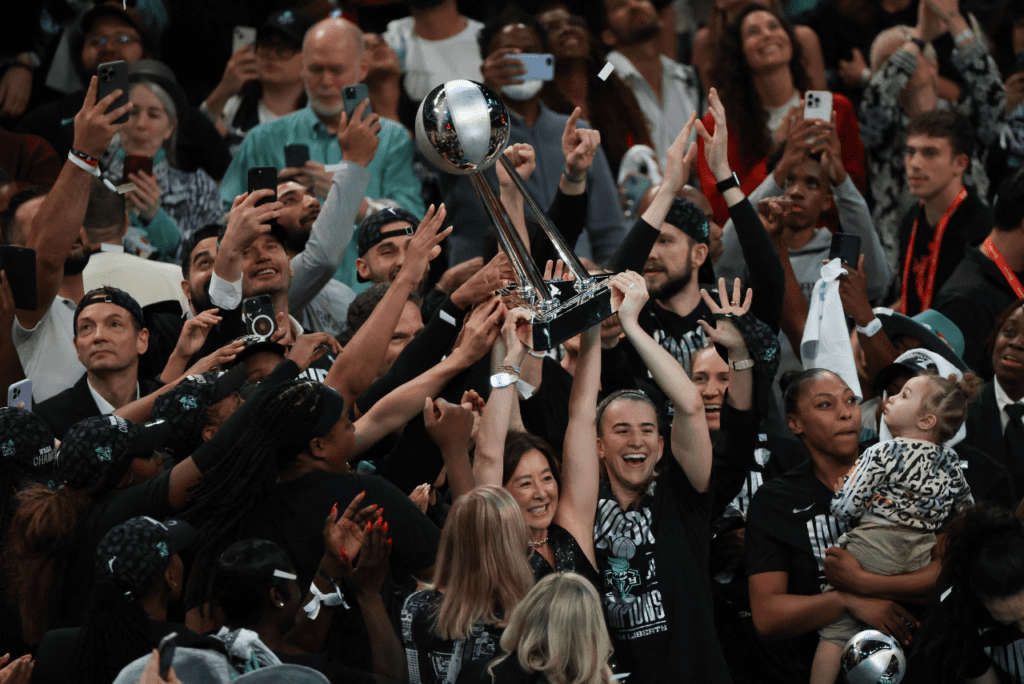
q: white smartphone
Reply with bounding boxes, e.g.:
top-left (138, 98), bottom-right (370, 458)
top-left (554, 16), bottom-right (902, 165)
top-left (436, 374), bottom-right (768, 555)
top-left (8, 379), bottom-right (32, 411)
top-left (232, 26), bottom-right (257, 53)
top-left (803, 90), bottom-right (833, 122)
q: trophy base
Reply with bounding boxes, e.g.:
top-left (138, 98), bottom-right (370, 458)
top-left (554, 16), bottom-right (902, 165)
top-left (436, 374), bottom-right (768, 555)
top-left (529, 277), bottom-right (615, 351)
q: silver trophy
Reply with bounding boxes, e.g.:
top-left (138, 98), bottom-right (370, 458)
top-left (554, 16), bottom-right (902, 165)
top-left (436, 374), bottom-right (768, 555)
top-left (415, 80), bottom-right (613, 351)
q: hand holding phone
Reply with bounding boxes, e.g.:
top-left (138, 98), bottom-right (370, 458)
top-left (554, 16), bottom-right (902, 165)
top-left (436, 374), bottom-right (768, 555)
top-left (247, 167), bottom-right (277, 207)
top-left (829, 232), bottom-right (861, 267)
top-left (7, 379), bottom-right (32, 411)
top-left (803, 91), bottom-right (833, 122)
top-left (507, 53), bottom-right (555, 82)
top-left (242, 295), bottom-right (277, 340)
top-left (97, 60), bottom-right (130, 125)
top-left (232, 26), bottom-right (257, 54)
top-left (342, 84), bottom-right (372, 121)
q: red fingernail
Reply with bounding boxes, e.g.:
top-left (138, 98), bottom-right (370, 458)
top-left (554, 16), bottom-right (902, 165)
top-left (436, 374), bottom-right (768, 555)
top-left (377, 508), bottom-right (384, 515)
top-left (387, 538), bottom-right (392, 546)
top-left (376, 517), bottom-right (383, 528)
top-left (360, 490), bottom-right (365, 496)
top-left (331, 503), bottom-right (337, 516)
top-left (366, 521), bottom-right (372, 531)
top-left (340, 548), bottom-right (347, 558)
top-left (383, 522), bottom-right (388, 534)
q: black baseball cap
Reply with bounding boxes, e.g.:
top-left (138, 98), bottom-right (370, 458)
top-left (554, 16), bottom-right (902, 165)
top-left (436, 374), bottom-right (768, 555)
top-left (229, 335), bottom-right (289, 367)
top-left (664, 197), bottom-right (710, 245)
top-left (56, 415), bottom-right (171, 492)
top-left (151, 366), bottom-right (248, 457)
top-left (0, 407), bottom-right (57, 482)
top-left (258, 9), bottom-right (315, 48)
top-left (357, 207), bottom-right (418, 260)
top-left (80, 1), bottom-right (158, 55)
top-left (74, 286), bottom-right (146, 335)
top-left (95, 516), bottom-right (196, 598)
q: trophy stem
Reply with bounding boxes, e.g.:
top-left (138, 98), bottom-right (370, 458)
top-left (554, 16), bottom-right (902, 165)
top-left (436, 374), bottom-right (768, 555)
top-left (498, 155), bottom-right (594, 289)
top-left (470, 174), bottom-right (552, 303)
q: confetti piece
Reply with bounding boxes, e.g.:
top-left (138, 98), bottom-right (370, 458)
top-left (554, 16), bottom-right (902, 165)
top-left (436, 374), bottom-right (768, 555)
top-left (598, 62), bottom-right (614, 81)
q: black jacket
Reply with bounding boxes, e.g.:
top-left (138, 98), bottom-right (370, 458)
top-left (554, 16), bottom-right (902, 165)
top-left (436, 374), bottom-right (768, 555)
top-left (964, 382), bottom-right (1019, 504)
top-left (34, 374), bottom-right (160, 440)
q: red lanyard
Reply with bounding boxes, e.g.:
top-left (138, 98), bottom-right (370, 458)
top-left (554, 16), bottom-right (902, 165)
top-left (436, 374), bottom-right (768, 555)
top-left (901, 187), bottom-right (967, 314)
top-left (982, 237), bottom-right (1024, 298)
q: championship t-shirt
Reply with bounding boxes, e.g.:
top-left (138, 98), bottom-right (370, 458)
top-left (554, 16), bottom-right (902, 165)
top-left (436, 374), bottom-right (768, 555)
top-left (745, 458), bottom-right (852, 683)
top-left (593, 458), bottom-right (733, 682)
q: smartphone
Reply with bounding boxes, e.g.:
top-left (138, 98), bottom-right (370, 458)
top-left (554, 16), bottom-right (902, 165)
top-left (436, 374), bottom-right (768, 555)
top-left (0, 245), bottom-right (38, 311)
top-left (7, 379), bottom-right (32, 411)
top-left (829, 232), bottom-right (861, 267)
top-left (157, 632), bottom-right (177, 680)
top-left (242, 295), bottom-right (276, 340)
top-left (96, 60), bottom-right (130, 125)
top-left (285, 144), bottom-right (310, 168)
top-left (342, 84), bottom-right (372, 121)
top-left (619, 172), bottom-right (653, 217)
top-left (121, 155), bottom-right (153, 184)
top-left (247, 167), bottom-right (277, 208)
top-left (232, 26), bottom-right (257, 54)
top-left (508, 53), bottom-right (555, 82)
top-left (803, 90), bottom-right (833, 122)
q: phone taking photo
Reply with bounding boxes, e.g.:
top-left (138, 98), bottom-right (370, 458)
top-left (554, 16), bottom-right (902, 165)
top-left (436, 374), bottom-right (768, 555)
top-left (0, 245), bottom-right (38, 311)
top-left (232, 26), bottom-right (257, 54)
top-left (829, 232), bottom-right (861, 267)
top-left (242, 295), bottom-right (276, 341)
top-left (122, 155), bottom-right (153, 184)
top-left (342, 84), bottom-right (372, 121)
top-left (96, 60), bottom-right (130, 125)
top-left (247, 167), bottom-right (277, 208)
top-left (7, 379), bottom-right (32, 411)
top-left (508, 53), bottom-right (555, 82)
top-left (803, 90), bottom-right (833, 122)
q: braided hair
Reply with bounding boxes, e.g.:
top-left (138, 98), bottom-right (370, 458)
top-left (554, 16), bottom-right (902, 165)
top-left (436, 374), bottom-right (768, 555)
top-left (73, 577), bottom-right (154, 684)
top-left (182, 380), bottom-right (336, 607)
top-left (910, 505), bottom-right (1024, 684)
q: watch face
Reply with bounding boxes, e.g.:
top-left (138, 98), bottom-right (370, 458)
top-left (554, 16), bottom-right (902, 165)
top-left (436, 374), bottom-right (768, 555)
top-left (490, 372), bottom-right (517, 389)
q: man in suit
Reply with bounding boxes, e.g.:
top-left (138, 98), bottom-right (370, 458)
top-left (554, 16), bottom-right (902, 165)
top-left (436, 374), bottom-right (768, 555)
top-left (965, 300), bottom-right (1024, 498)
top-left (34, 286), bottom-right (156, 439)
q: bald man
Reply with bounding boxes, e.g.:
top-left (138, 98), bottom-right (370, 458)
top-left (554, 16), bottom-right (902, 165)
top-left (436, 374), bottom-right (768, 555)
top-left (218, 17), bottom-right (425, 292)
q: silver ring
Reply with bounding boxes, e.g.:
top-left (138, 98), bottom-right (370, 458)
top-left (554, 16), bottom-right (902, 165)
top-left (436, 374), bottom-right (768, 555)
top-left (731, 301), bottom-right (739, 306)
top-left (629, 283), bottom-right (635, 289)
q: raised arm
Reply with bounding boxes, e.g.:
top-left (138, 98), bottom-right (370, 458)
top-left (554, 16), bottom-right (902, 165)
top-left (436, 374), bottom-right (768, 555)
top-left (557, 315), bottom-right (601, 568)
top-left (423, 397), bottom-right (477, 503)
top-left (17, 78), bottom-right (131, 330)
top-left (697, 279), bottom-right (755, 411)
top-left (615, 272), bottom-right (714, 492)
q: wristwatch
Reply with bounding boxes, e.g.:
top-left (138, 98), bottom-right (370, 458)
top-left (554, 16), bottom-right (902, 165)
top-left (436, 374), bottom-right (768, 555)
top-left (715, 172), bottom-right (741, 193)
top-left (490, 371), bottom-right (519, 389)
top-left (856, 318), bottom-right (883, 337)
top-left (729, 358), bottom-right (755, 371)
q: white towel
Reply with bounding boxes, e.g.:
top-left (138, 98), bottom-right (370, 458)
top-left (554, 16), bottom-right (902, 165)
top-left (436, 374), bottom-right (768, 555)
top-left (801, 258), bottom-right (863, 399)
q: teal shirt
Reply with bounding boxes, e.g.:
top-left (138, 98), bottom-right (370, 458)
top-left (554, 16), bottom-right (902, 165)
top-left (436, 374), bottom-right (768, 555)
top-left (220, 106), bottom-right (425, 291)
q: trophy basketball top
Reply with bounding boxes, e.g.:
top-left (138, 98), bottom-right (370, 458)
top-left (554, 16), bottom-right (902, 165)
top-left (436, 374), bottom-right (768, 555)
top-left (415, 80), bottom-right (511, 176)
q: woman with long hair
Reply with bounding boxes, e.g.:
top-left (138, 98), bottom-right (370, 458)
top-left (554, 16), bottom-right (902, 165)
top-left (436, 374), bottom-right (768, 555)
top-left (697, 3), bottom-right (866, 226)
top-left (401, 485), bottom-right (535, 684)
top-left (106, 76), bottom-right (222, 261)
top-left (535, 6), bottom-right (652, 175)
top-left (458, 572), bottom-right (614, 684)
top-left (908, 505), bottom-right (1024, 683)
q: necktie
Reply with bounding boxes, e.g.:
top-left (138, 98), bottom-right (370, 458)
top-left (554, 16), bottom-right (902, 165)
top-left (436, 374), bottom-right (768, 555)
top-left (1006, 404), bottom-right (1024, 460)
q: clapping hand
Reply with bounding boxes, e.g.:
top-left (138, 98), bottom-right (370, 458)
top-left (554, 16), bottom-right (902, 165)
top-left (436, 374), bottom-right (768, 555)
top-left (323, 492), bottom-right (382, 566)
top-left (339, 516), bottom-right (392, 599)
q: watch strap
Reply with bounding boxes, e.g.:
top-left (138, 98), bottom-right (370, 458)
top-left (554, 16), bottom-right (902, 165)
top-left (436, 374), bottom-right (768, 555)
top-left (856, 318), bottom-right (883, 337)
top-left (728, 358), bottom-right (755, 371)
top-left (715, 172), bottom-right (740, 193)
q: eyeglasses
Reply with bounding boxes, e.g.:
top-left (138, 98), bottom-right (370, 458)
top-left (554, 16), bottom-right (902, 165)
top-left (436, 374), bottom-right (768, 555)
top-left (85, 32), bottom-right (141, 49)
top-left (539, 15), bottom-right (588, 34)
top-left (256, 37), bottom-right (300, 58)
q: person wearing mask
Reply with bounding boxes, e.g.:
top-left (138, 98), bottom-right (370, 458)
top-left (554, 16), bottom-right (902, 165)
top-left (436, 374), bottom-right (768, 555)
top-left (202, 10), bottom-right (315, 155)
top-left (456, 572), bottom-right (615, 684)
top-left (219, 17), bottom-right (425, 291)
top-left (401, 486), bottom-right (534, 684)
top-left (698, 4), bottom-right (866, 228)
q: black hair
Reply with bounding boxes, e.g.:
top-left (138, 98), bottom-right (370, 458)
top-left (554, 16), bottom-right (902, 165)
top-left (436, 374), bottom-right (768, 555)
top-left (182, 380), bottom-right (337, 608)
top-left (994, 168), bottom-right (1024, 232)
top-left (595, 389), bottom-right (659, 437)
top-left (907, 109), bottom-right (976, 159)
top-left (478, 5), bottom-right (549, 60)
top-left (73, 576), bottom-right (156, 684)
top-left (502, 431), bottom-right (562, 489)
top-left (213, 539), bottom-right (295, 627)
top-left (910, 506), bottom-right (1024, 684)
top-left (181, 224), bottom-right (223, 279)
top-left (83, 176), bottom-right (126, 236)
top-left (0, 187), bottom-right (49, 246)
top-left (986, 298), bottom-right (1024, 359)
top-left (345, 283), bottom-right (390, 337)
top-left (780, 368), bottom-right (841, 415)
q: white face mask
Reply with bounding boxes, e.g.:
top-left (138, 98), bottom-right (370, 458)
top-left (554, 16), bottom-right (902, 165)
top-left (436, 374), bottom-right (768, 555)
top-left (502, 79), bottom-right (544, 101)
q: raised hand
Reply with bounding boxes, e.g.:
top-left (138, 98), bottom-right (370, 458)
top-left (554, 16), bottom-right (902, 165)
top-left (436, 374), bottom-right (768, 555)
top-left (501, 307), bottom-right (534, 364)
top-left (323, 492), bottom-right (382, 567)
top-left (838, 48), bottom-right (869, 89)
top-left (224, 190), bottom-right (282, 249)
top-left (74, 75), bottom-right (133, 159)
top-left (608, 271), bottom-right (648, 328)
top-left (480, 48), bottom-right (527, 90)
top-left (451, 295), bottom-right (503, 363)
top-left (339, 516), bottom-right (392, 598)
top-left (181, 338), bottom-right (246, 376)
top-left (697, 278), bottom-right (752, 354)
top-left (836, 254), bottom-right (874, 326)
top-left (694, 88), bottom-right (732, 183)
top-left (286, 332), bottom-right (343, 372)
top-left (497, 143), bottom-right (537, 187)
top-left (452, 252), bottom-right (510, 309)
top-left (562, 108), bottom-right (601, 180)
top-left (338, 101), bottom-right (382, 168)
top-left (219, 44), bottom-right (259, 98)
top-left (424, 397), bottom-right (475, 456)
top-left (172, 308), bottom-right (222, 359)
top-left (756, 196), bottom-right (794, 243)
top-left (810, 113), bottom-right (847, 185)
top-left (662, 112), bottom-right (699, 195)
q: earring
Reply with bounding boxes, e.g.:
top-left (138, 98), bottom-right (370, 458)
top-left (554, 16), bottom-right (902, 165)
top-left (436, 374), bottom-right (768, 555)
top-left (277, 602), bottom-right (284, 608)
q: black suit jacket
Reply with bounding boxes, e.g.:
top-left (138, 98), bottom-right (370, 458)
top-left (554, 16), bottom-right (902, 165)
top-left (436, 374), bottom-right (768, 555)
top-left (34, 374), bottom-right (159, 440)
top-left (964, 382), bottom-right (1017, 499)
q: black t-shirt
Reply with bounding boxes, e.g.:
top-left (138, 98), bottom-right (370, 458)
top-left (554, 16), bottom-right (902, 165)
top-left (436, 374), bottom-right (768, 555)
top-left (593, 458), bottom-right (733, 683)
top-left (242, 471), bottom-right (440, 670)
top-left (963, 620), bottom-right (1024, 682)
top-left (897, 189), bottom-right (993, 317)
top-left (745, 458), bottom-right (853, 683)
top-left (276, 650), bottom-right (376, 684)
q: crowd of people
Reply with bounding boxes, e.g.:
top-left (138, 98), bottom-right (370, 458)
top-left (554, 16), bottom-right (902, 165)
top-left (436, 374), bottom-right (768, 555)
top-left (1, 0), bottom-right (1024, 682)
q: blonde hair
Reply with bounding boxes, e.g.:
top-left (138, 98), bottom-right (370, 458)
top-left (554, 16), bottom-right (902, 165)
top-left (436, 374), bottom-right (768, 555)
top-left (431, 485), bottom-right (534, 640)
top-left (488, 573), bottom-right (613, 684)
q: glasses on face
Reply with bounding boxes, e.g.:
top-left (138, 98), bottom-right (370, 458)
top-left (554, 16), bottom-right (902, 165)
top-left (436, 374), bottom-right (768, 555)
top-left (256, 37), bottom-right (300, 59)
top-left (539, 15), bottom-right (588, 33)
top-left (85, 32), bottom-right (141, 49)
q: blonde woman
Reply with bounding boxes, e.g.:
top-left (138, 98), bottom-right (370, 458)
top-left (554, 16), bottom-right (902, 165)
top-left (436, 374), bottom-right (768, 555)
top-left (457, 572), bottom-right (614, 684)
top-left (400, 486), bottom-right (534, 684)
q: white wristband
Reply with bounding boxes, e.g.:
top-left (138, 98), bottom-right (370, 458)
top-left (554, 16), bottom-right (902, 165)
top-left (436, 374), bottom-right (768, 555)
top-left (67, 152), bottom-right (100, 177)
top-left (856, 318), bottom-right (882, 337)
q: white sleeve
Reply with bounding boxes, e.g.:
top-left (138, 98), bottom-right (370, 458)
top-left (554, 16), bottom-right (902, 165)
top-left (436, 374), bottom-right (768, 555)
top-left (209, 273), bottom-right (243, 311)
